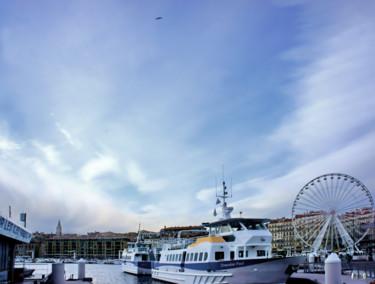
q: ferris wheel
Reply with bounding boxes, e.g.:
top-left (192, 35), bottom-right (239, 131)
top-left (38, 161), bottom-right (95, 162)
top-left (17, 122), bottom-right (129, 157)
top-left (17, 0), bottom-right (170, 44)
top-left (291, 173), bottom-right (374, 254)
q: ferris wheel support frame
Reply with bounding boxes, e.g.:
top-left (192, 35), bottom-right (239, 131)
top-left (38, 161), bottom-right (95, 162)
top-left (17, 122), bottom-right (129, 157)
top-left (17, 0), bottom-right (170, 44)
top-left (292, 173), bottom-right (374, 255)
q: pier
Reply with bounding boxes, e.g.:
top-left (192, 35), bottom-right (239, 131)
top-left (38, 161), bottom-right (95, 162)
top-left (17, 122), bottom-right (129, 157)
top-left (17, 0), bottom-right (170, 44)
top-left (289, 256), bottom-right (375, 284)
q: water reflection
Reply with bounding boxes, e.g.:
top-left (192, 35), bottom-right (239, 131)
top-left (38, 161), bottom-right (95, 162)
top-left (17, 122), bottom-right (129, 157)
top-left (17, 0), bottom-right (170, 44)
top-left (19, 263), bottom-right (163, 284)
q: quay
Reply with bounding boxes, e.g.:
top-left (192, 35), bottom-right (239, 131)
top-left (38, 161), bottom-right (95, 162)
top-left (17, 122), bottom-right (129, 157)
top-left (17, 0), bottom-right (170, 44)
top-left (289, 256), bottom-right (375, 284)
top-left (291, 272), bottom-right (375, 284)
top-left (15, 280), bottom-right (92, 284)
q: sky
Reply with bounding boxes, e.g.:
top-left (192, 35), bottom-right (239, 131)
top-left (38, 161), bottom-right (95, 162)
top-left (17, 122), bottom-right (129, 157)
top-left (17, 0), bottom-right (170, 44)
top-left (0, 0), bottom-right (374, 234)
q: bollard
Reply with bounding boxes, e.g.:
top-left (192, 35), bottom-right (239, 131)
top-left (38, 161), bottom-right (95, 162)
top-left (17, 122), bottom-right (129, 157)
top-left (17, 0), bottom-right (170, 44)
top-left (52, 262), bottom-right (65, 284)
top-left (325, 253), bottom-right (341, 284)
top-left (78, 258), bottom-right (86, 279)
top-left (308, 253), bottom-right (316, 272)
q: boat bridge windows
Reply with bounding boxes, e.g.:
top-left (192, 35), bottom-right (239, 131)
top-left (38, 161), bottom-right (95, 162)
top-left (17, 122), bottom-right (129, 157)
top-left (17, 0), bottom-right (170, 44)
top-left (165, 251), bottom-right (209, 263)
top-left (208, 219), bottom-right (267, 237)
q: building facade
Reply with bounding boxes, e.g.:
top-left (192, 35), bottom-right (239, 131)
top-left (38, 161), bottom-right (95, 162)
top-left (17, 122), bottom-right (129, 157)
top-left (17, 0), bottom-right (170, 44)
top-left (268, 207), bottom-right (374, 255)
top-left (267, 218), bottom-right (297, 256)
top-left (44, 233), bottom-right (130, 259)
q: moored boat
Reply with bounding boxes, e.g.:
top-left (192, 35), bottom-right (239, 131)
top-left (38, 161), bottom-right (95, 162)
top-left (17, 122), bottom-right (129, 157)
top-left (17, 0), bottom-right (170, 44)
top-left (121, 225), bottom-right (155, 275)
top-left (152, 180), bottom-right (305, 283)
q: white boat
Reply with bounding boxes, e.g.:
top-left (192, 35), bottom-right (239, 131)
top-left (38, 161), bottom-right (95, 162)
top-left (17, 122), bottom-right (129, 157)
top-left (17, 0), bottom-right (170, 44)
top-left (121, 226), bottom-right (155, 275)
top-left (152, 180), bottom-right (305, 284)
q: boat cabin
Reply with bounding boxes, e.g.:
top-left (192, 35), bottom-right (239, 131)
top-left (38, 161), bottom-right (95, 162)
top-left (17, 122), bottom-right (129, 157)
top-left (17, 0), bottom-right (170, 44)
top-left (160, 218), bottom-right (273, 264)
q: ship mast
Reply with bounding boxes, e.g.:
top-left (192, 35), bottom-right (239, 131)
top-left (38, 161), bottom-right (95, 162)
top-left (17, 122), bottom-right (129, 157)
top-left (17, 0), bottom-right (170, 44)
top-left (136, 223), bottom-right (142, 243)
top-left (214, 179), bottom-right (233, 220)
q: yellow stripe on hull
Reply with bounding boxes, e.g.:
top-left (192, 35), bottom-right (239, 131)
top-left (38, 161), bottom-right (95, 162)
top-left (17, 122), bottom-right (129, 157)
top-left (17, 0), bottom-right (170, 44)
top-left (188, 236), bottom-right (225, 247)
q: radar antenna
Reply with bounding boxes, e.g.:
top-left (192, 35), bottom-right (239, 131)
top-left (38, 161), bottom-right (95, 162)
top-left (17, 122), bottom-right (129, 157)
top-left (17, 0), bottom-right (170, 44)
top-left (214, 179), bottom-right (233, 220)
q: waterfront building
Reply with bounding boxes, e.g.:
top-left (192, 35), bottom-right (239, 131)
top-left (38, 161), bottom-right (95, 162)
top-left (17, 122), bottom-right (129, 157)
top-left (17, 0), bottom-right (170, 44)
top-left (14, 231), bottom-right (47, 259)
top-left (44, 232), bottom-right (131, 259)
top-left (267, 218), bottom-right (297, 256)
top-left (0, 210), bottom-right (32, 282)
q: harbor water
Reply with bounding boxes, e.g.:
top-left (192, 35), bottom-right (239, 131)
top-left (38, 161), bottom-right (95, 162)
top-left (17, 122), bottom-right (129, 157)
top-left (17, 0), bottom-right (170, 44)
top-left (16, 263), bottom-right (164, 284)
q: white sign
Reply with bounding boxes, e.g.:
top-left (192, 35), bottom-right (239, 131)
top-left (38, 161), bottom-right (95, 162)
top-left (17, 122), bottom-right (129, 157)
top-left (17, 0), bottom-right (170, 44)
top-left (0, 213), bottom-right (31, 243)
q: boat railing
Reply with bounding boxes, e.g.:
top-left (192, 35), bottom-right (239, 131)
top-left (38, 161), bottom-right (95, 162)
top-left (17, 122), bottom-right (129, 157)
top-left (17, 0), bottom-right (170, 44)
top-left (167, 238), bottom-right (198, 250)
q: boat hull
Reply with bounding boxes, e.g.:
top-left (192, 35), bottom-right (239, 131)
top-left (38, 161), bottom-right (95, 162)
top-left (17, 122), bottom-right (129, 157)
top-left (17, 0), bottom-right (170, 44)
top-left (122, 260), bottom-right (152, 275)
top-left (152, 256), bottom-right (305, 284)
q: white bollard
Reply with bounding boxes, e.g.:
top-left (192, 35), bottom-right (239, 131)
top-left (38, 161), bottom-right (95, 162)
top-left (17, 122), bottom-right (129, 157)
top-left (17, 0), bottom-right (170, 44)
top-left (308, 253), bottom-right (316, 272)
top-left (78, 258), bottom-right (86, 279)
top-left (52, 262), bottom-right (65, 284)
top-left (325, 253), bottom-right (341, 284)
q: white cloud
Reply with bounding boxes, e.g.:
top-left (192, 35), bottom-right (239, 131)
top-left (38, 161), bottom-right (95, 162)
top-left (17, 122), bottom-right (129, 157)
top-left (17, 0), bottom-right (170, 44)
top-left (0, 135), bottom-right (21, 152)
top-left (125, 160), bottom-right (168, 193)
top-left (273, 2), bottom-right (375, 162)
top-left (195, 187), bottom-right (215, 204)
top-left (79, 154), bottom-right (119, 182)
top-left (56, 123), bottom-right (81, 147)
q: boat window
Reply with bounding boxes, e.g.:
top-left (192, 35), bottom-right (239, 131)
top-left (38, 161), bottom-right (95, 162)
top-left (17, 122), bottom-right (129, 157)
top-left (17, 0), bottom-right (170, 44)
top-left (238, 250), bottom-right (244, 258)
top-left (215, 251), bottom-right (224, 261)
top-left (232, 222), bottom-right (244, 231)
top-left (257, 250), bottom-right (266, 257)
top-left (194, 253), bottom-right (198, 262)
top-left (220, 224), bottom-right (231, 233)
top-left (186, 253), bottom-right (190, 261)
top-left (246, 250), bottom-right (248, 257)
top-left (179, 254), bottom-right (182, 262)
top-left (222, 235), bottom-right (236, 242)
top-left (204, 252), bottom-right (208, 261)
top-left (248, 223), bottom-right (266, 230)
top-left (166, 255), bottom-right (169, 262)
top-left (199, 252), bottom-right (203, 261)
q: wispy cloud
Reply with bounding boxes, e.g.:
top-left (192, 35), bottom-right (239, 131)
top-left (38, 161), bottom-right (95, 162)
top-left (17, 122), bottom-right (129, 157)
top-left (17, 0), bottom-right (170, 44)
top-left (0, 136), bottom-right (21, 152)
top-left (125, 160), bottom-right (168, 193)
top-left (0, 1), bottom-right (374, 234)
top-left (79, 154), bottom-right (119, 182)
top-left (56, 123), bottom-right (81, 148)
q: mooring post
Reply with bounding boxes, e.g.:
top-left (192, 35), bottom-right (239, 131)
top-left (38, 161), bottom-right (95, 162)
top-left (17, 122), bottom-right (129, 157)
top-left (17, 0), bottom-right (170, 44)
top-left (325, 253), bottom-right (341, 284)
top-left (51, 262), bottom-right (65, 284)
top-left (78, 258), bottom-right (86, 279)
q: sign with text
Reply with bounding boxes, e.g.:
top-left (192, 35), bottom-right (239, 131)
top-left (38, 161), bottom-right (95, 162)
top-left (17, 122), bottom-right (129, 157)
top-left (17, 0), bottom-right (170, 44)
top-left (0, 212), bottom-right (31, 243)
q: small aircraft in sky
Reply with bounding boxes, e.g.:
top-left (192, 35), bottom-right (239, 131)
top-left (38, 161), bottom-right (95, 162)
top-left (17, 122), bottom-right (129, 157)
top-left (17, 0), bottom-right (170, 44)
top-left (155, 17), bottom-right (163, 20)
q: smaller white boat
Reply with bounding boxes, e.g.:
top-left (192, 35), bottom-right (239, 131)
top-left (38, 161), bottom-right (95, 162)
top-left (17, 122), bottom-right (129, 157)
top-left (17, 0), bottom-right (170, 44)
top-left (121, 225), bottom-right (155, 275)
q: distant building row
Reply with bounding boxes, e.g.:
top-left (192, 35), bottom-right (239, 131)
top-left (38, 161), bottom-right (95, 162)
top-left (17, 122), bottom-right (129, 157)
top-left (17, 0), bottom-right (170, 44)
top-left (16, 222), bottom-right (202, 260)
top-left (16, 208), bottom-right (374, 260)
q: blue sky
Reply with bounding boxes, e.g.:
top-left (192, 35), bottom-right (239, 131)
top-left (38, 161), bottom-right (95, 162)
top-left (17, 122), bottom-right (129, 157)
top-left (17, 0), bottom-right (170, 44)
top-left (0, 0), bottom-right (374, 234)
